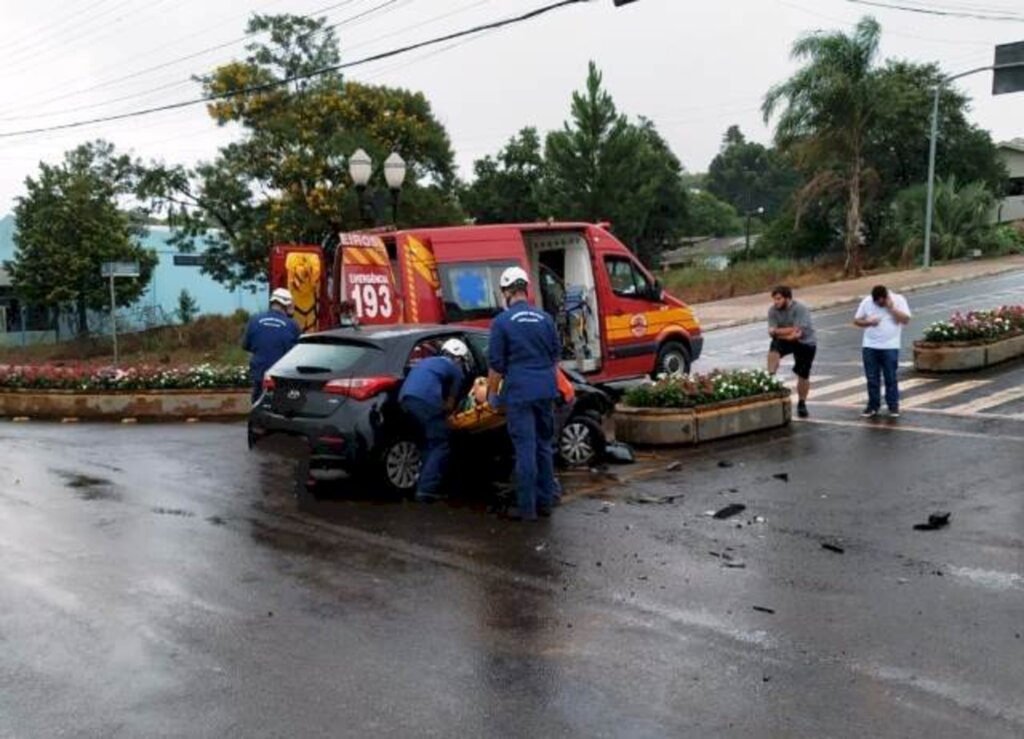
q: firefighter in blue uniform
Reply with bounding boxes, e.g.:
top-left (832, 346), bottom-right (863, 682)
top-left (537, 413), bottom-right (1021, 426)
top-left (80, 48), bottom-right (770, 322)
top-left (242, 287), bottom-right (301, 403)
top-left (487, 266), bottom-right (562, 521)
top-left (399, 338), bottom-right (469, 503)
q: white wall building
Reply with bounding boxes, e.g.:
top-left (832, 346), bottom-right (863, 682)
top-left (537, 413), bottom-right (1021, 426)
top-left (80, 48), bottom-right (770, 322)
top-left (995, 139), bottom-right (1024, 224)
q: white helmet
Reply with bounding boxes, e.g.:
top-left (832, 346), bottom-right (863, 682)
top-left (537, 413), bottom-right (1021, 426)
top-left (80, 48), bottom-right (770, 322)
top-left (270, 287), bottom-right (293, 307)
top-left (441, 338), bottom-right (469, 359)
top-left (499, 266), bottom-right (530, 290)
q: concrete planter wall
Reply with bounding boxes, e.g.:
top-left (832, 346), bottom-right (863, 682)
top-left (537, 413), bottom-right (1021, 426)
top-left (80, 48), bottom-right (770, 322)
top-left (0, 388), bottom-right (250, 421)
top-left (914, 332), bottom-right (1024, 372)
top-left (613, 392), bottom-right (791, 447)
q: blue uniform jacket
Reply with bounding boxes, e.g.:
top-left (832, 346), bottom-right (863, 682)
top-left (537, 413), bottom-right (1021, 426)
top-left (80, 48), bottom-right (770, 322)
top-left (487, 299), bottom-right (561, 404)
top-left (399, 356), bottom-right (464, 408)
top-left (242, 310), bottom-right (301, 377)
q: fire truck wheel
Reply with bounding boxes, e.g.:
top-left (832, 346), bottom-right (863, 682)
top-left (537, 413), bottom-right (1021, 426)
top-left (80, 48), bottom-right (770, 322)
top-left (655, 341), bottom-right (691, 377)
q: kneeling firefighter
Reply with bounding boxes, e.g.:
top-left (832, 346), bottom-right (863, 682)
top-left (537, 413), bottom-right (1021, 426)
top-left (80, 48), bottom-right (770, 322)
top-left (487, 266), bottom-right (562, 521)
top-left (398, 338), bottom-right (469, 503)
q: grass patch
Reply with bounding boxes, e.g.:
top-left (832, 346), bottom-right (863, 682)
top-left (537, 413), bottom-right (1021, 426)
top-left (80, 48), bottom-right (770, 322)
top-left (0, 313), bottom-right (249, 367)
top-left (661, 257), bottom-right (846, 303)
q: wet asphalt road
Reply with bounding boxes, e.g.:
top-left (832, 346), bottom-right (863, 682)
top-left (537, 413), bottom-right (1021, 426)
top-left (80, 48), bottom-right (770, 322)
top-left (2, 272), bottom-right (1023, 738)
top-left (2, 407), bottom-right (1023, 738)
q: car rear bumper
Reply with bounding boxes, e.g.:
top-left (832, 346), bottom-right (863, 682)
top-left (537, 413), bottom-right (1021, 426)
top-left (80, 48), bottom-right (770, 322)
top-left (248, 412), bottom-right (363, 469)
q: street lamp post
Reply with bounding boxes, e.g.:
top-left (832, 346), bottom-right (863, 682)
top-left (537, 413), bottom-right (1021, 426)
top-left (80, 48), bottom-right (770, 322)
top-left (348, 149), bottom-right (407, 227)
top-left (745, 206), bottom-right (764, 256)
top-left (383, 152), bottom-right (407, 225)
top-left (923, 59), bottom-right (1024, 269)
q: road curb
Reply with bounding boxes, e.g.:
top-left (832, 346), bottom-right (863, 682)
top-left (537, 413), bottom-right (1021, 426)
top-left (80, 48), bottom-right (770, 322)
top-left (698, 263), bottom-right (1024, 332)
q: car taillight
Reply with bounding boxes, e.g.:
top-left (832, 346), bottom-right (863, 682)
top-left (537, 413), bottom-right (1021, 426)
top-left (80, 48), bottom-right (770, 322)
top-left (262, 375), bottom-right (276, 391)
top-left (323, 376), bottom-right (398, 401)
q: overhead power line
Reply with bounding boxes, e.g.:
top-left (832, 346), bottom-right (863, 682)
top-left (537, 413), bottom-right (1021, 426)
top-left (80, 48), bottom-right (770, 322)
top-left (845, 0), bottom-right (1024, 21)
top-left (0, 0), bottom-right (391, 121)
top-left (0, 0), bottom-right (590, 140)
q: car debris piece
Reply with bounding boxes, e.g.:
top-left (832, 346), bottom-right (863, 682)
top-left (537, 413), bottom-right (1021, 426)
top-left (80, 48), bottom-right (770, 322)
top-left (821, 542), bottom-right (845, 554)
top-left (772, 472), bottom-right (789, 482)
top-left (604, 441), bottom-right (636, 464)
top-left (722, 561), bottom-right (747, 569)
top-left (913, 511), bottom-right (952, 531)
top-left (752, 605), bottom-right (776, 614)
top-left (717, 460), bottom-right (734, 468)
top-left (665, 460), bottom-right (683, 471)
top-left (713, 503), bottom-right (747, 520)
top-left (627, 493), bottom-right (682, 505)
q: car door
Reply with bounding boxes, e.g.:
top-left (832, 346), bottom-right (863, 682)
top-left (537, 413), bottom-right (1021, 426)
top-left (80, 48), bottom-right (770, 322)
top-left (601, 255), bottom-right (662, 372)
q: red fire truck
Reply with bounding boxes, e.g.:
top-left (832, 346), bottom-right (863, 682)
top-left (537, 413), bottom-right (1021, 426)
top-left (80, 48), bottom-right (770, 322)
top-left (270, 222), bottom-right (703, 382)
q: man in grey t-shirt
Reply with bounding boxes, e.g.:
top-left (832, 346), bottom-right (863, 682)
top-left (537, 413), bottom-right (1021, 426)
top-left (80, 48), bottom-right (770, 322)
top-left (767, 285), bottom-right (816, 418)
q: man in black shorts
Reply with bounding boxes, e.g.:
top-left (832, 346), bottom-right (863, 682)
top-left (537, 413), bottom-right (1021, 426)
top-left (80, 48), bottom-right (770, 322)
top-left (766, 285), bottom-right (816, 418)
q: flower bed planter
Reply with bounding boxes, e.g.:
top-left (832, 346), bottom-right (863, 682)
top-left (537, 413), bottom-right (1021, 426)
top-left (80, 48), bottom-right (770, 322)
top-left (914, 332), bottom-right (1024, 372)
top-left (614, 391), bottom-right (792, 446)
top-left (0, 388), bottom-right (249, 421)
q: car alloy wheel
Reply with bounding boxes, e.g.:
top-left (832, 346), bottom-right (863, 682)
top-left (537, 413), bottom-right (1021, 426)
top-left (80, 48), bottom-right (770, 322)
top-left (560, 419), bottom-right (596, 467)
top-left (384, 440), bottom-right (421, 491)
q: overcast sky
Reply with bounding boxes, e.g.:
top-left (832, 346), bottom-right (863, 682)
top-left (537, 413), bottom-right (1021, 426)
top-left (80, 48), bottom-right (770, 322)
top-left (1, 0), bottom-right (1022, 217)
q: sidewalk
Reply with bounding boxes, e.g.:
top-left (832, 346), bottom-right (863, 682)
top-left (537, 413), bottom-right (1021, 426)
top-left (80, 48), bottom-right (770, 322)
top-left (693, 254), bottom-right (1024, 331)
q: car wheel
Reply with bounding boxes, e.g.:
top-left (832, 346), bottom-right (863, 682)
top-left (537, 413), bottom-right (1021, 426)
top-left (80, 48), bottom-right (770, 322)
top-left (380, 437), bottom-right (422, 494)
top-left (559, 415), bottom-right (605, 468)
top-left (655, 341), bottom-right (691, 377)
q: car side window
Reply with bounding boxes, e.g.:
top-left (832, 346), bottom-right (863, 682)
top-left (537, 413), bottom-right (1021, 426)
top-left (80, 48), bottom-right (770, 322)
top-left (605, 256), bottom-right (653, 298)
top-left (465, 332), bottom-right (489, 371)
top-left (405, 339), bottom-right (441, 372)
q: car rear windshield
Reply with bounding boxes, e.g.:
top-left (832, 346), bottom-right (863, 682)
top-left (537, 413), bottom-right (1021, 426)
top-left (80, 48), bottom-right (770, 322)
top-left (277, 340), bottom-right (381, 374)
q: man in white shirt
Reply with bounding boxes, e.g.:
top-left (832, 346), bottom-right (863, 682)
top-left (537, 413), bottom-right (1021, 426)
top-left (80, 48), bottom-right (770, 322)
top-left (853, 285), bottom-right (912, 418)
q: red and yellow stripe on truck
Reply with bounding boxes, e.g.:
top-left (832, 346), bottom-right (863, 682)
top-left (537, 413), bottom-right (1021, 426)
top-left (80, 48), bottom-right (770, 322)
top-left (604, 305), bottom-right (701, 345)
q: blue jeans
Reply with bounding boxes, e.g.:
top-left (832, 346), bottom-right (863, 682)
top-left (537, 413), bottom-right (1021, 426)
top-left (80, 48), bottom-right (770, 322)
top-left (400, 397), bottom-right (451, 497)
top-left (507, 399), bottom-right (557, 519)
top-left (862, 348), bottom-right (900, 411)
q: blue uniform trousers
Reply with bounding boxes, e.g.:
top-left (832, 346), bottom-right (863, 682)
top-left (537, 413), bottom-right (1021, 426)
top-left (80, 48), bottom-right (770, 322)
top-left (401, 397), bottom-right (451, 498)
top-left (507, 399), bottom-right (557, 519)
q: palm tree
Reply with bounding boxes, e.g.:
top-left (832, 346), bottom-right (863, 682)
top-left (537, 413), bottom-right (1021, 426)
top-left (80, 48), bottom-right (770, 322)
top-left (763, 16), bottom-right (882, 277)
top-left (890, 177), bottom-right (995, 263)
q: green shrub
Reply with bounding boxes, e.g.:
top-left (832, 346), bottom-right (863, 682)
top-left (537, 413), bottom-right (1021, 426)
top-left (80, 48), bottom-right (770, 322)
top-left (623, 369), bottom-right (786, 409)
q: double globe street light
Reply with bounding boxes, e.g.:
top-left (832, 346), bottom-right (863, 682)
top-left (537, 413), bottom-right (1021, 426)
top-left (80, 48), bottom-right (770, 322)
top-left (348, 148), bottom-right (407, 226)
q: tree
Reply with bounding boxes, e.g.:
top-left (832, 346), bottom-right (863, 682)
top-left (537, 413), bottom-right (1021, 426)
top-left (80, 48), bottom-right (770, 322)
top-left (544, 62), bottom-right (688, 266)
top-left (9, 140), bottom-right (157, 336)
top-left (140, 14), bottom-right (463, 288)
top-left (462, 128), bottom-right (546, 224)
top-left (867, 60), bottom-right (1006, 204)
top-left (684, 190), bottom-right (743, 237)
top-left (887, 177), bottom-right (996, 263)
top-left (764, 16), bottom-right (883, 276)
top-left (706, 125), bottom-right (799, 217)
top-left (176, 289), bottom-right (200, 324)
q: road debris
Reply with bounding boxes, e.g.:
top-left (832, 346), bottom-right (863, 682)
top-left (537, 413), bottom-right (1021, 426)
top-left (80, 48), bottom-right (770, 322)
top-left (913, 511), bottom-right (952, 531)
top-left (627, 493), bottom-right (682, 505)
top-left (821, 542), bottom-right (845, 554)
top-left (712, 503), bottom-right (747, 520)
top-left (752, 605), bottom-right (776, 614)
top-left (717, 460), bottom-right (734, 468)
top-left (665, 461), bottom-right (683, 472)
top-left (722, 561), bottom-right (747, 569)
top-left (772, 472), bottom-right (789, 482)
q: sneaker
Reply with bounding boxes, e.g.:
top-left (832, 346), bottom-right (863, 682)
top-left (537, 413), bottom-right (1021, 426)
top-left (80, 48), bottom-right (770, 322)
top-left (797, 400), bottom-right (809, 418)
top-left (888, 408), bottom-right (900, 418)
top-left (860, 407), bottom-right (878, 418)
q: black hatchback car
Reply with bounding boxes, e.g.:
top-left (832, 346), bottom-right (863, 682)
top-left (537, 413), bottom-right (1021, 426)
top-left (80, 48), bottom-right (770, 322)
top-left (248, 324), bottom-right (613, 494)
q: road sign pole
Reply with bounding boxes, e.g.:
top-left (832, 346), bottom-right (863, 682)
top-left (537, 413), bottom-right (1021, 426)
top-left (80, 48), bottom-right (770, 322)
top-left (109, 274), bottom-right (118, 368)
top-left (923, 84), bottom-right (940, 270)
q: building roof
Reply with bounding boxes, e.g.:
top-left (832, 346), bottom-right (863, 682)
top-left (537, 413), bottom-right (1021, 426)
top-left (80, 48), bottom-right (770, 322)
top-left (998, 138), bottom-right (1024, 154)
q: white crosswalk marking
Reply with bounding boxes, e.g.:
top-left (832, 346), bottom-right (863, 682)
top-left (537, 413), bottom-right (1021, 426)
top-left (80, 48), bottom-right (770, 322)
top-left (943, 385), bottom-right (1024, 415)
top-left (823, 377), bottom-right (938, 407)
top-left (901, 380), bottom-right (991, 408)
top-left (809, 377), bottom-right (870, 398)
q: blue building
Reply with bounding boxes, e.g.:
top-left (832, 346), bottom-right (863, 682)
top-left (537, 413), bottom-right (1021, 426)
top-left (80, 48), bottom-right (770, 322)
top-left (0, 214), bottom-right (265, 346)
